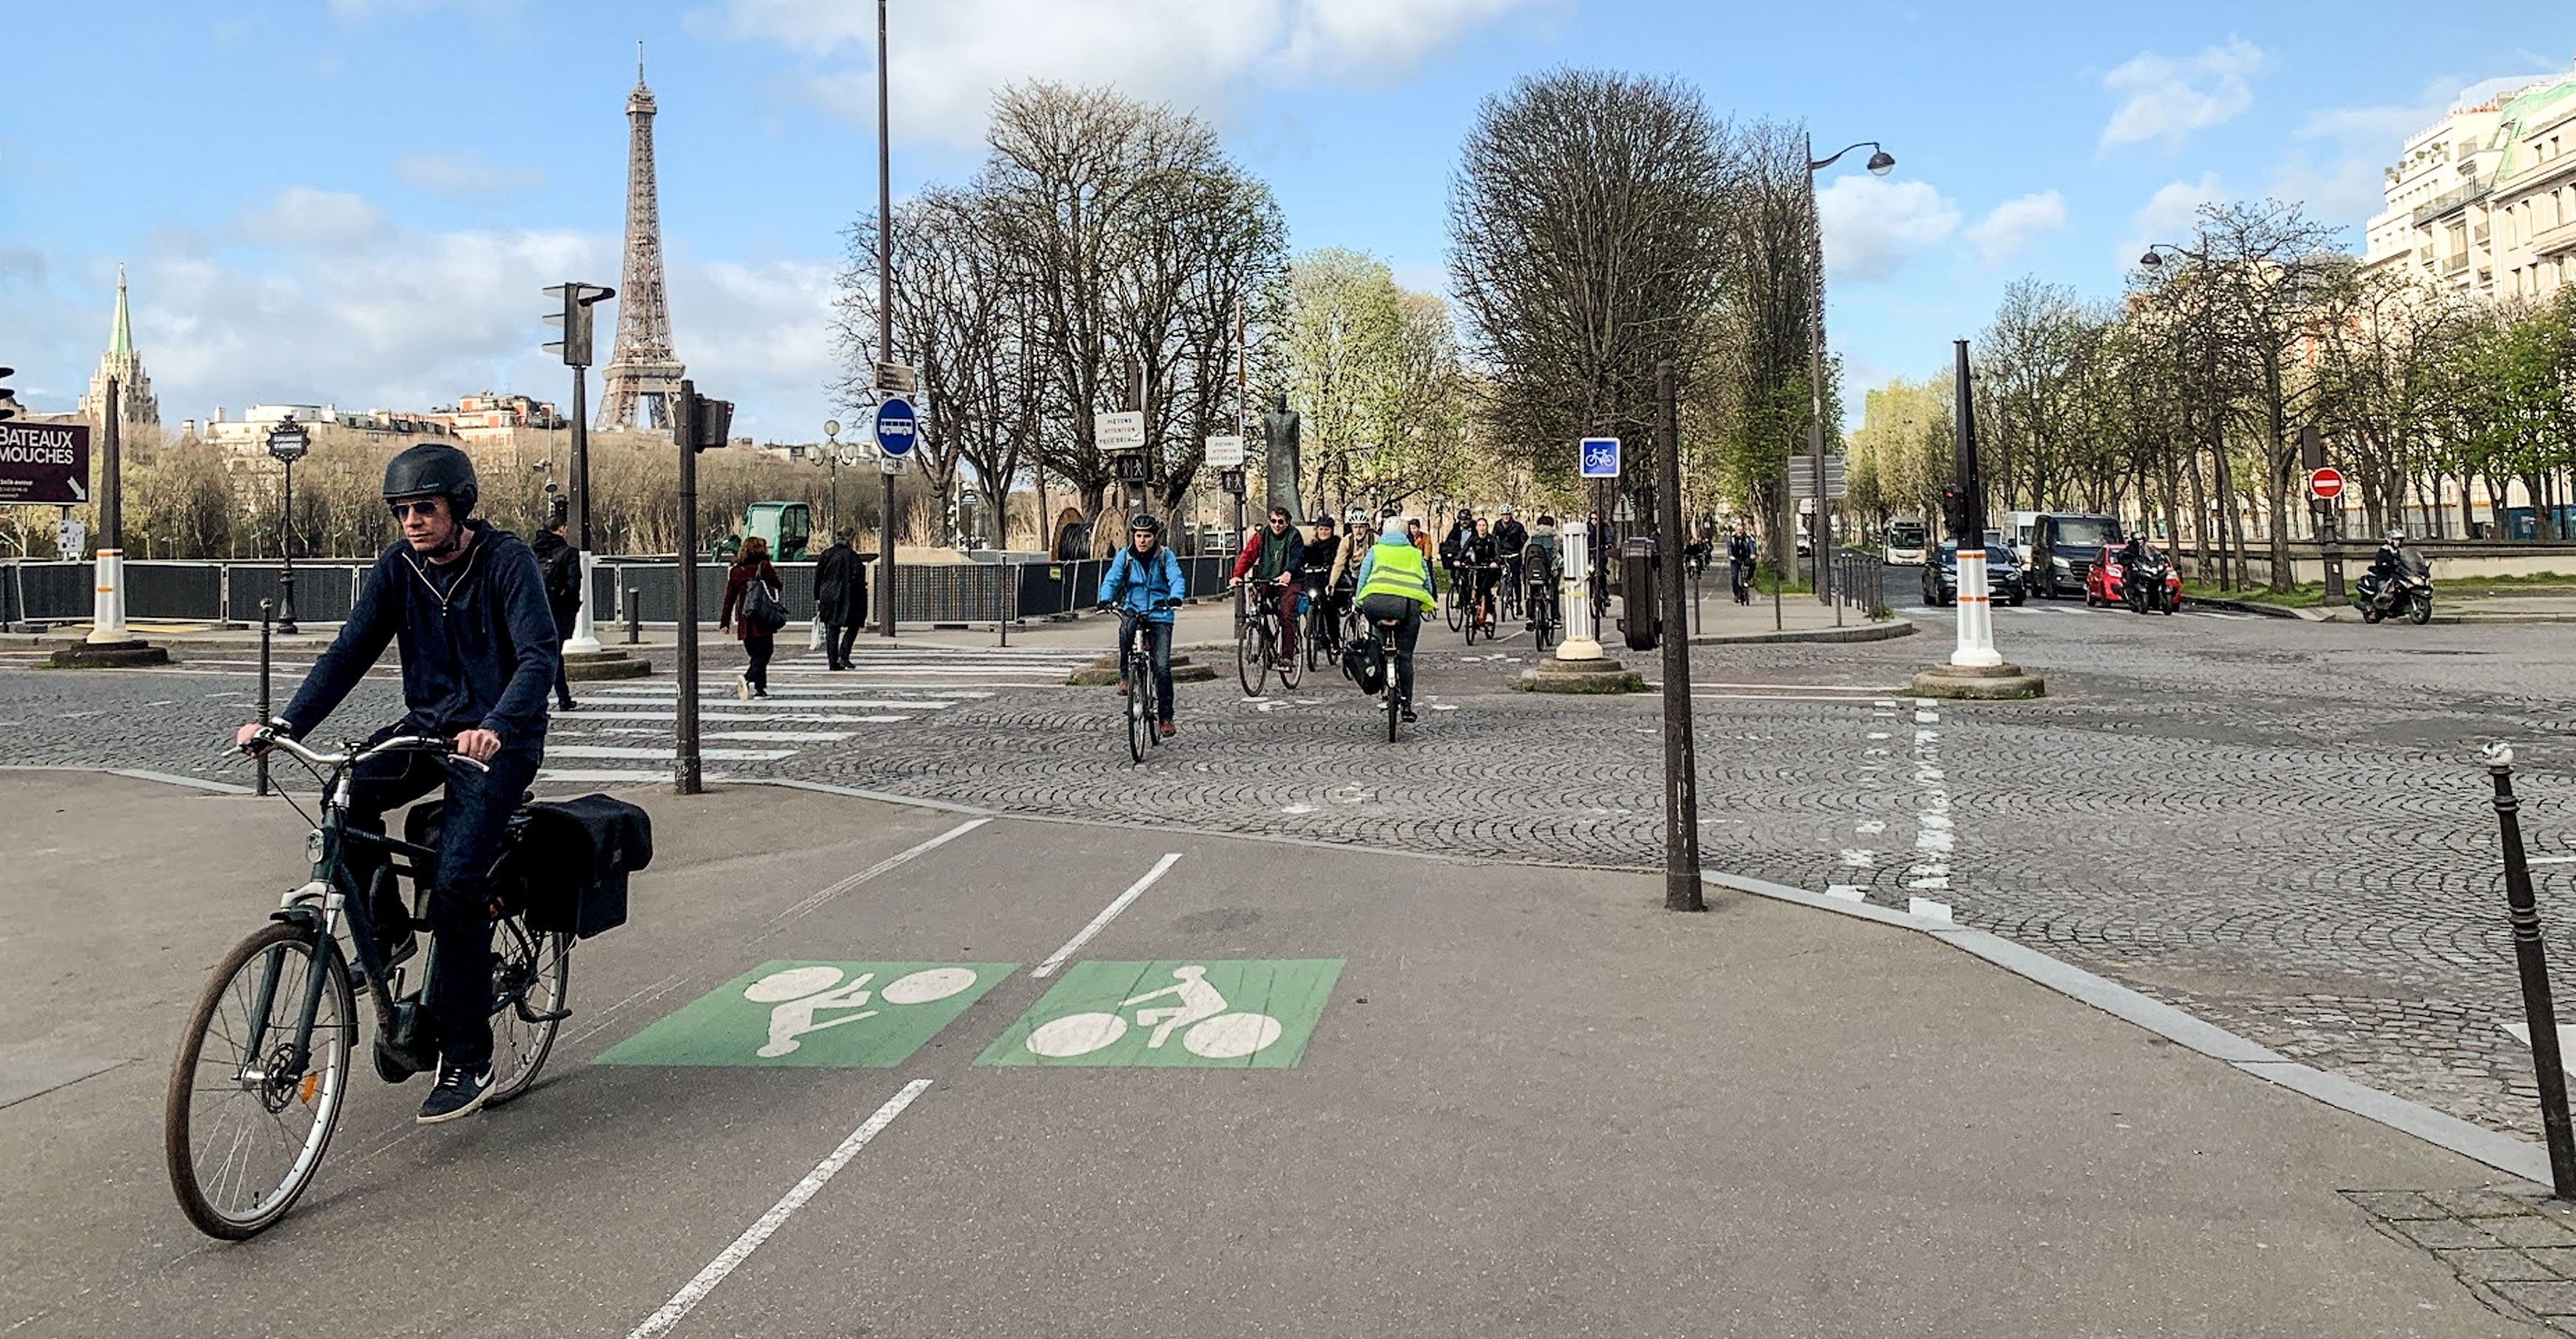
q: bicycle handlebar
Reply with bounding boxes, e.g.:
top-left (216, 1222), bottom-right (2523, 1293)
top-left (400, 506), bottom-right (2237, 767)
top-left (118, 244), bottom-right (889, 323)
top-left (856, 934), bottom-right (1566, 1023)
top-left (244, 728), bottom-right (491, 774)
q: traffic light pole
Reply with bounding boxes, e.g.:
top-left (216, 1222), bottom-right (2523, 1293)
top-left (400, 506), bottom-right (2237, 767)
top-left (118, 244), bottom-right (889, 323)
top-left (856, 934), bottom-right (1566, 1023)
top-left (1655, 360), bottom-right (1704, 913)
top-left (1948, 339), bottom-right (2000, 669)
top-left (565, 362), bottom-right (601, 653)
top-left (672, 380), bottom-right (704, 795)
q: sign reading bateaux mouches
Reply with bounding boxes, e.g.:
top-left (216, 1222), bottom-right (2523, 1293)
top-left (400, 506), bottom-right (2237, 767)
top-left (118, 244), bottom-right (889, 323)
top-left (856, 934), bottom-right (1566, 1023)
top-left (0, 422), bottom-right (90, 505)
top-left (1580, 437), bottom-right (1620, 480)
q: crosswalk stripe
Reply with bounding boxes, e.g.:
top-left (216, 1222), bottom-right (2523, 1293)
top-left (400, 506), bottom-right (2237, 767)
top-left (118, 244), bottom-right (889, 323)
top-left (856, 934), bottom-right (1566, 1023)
top-left (548, 744), bottom-right (800, 761)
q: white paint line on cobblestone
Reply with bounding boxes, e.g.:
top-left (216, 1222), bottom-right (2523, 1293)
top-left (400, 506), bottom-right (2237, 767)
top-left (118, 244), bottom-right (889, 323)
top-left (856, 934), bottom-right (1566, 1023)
top-left (1035, 853), bottom-right (1184, 979)
top-left (549, 744), bottom-right (800, 761)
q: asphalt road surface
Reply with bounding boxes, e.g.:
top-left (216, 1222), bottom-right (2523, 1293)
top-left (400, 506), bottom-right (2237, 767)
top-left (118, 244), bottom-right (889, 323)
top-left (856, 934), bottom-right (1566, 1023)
top-left (0, 774), bottom-right (2535, 1338)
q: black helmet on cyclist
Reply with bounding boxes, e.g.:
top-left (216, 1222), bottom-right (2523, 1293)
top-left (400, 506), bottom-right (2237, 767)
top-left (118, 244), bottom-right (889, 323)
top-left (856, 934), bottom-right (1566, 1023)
top-left (383, 442), bottom-right (479, 517)
top-left (1127, 512), bottom-right (1162, 536)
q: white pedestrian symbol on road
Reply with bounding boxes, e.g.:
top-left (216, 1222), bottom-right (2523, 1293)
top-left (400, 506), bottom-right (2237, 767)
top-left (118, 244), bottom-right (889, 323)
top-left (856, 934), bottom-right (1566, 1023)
top-left (1022, 964), bottom-right (1285, 1060)
top-left (744, 965), bottom-right (978, 1058)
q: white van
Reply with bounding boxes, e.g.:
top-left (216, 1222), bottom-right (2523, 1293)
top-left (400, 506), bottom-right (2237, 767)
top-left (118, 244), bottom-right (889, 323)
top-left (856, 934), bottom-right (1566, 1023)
top-left (1883, 517), bottom-right (1928, 565)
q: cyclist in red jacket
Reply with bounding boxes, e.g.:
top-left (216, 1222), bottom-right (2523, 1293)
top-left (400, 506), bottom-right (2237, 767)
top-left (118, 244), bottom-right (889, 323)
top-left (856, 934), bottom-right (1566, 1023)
top-left (1228, 506), bottom-right (1306, 667)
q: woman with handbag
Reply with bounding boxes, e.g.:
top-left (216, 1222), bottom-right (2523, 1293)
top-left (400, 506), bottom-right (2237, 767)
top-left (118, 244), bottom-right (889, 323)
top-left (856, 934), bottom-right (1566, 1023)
top-left (720, 535), bottom-right (786, 700)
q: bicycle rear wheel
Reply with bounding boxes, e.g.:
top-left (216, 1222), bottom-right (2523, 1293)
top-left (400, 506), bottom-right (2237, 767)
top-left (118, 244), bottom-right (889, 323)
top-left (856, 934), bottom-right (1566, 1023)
top-left (1533, 595), bottom-right (1557, 653)
top-left (485, 916), bottom-right (571, 1106)
top-left (164, 921), bottom-right (354, 1239)
top-left (1386, 674), bottom-right (1402, 742)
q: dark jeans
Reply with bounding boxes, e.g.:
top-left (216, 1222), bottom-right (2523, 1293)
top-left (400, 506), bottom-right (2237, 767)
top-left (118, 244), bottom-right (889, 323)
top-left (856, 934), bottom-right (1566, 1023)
top-left (550, 607), bottom-right (577, 705)
top-left (744, 634), bottom-right (774, 691)
top-left (1118, 616), bottom-right (1175, 722)
top-left (826, 620), bottom-right (860, 668)
top-left (1358, 596), bottom-right (1421, 707)
top-left (1263, 581), bottom-right (1299, 658)
top-left (347, 732), bottom-right (542, 1069)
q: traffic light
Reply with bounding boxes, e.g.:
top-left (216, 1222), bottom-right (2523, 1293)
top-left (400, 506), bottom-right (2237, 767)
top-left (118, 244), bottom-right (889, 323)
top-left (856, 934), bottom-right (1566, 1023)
top-left (674, 386), bottom-right (734, 453)
top-left (541, 282), bottom-right (615, 368)
top-left (1113, 453), bottom-right (1151, 484)
top-left (0, 367), bottom-right (18, 421)
top-left (1939, 486), bottom-right (1968, 541)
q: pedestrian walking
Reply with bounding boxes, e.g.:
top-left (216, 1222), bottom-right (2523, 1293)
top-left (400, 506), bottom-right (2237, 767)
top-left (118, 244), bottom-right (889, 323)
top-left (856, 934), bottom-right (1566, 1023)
top-left (530, 500), bottom-right (582, 712)
top-left (814, 530), bottom-right (864, 670)
top-left (720, 535), bottom-right (784, 701)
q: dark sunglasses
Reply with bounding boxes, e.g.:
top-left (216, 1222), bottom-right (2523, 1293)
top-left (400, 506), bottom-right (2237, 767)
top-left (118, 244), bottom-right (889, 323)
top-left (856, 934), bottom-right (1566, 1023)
top-left (388, 499), bottom-right (443, 519)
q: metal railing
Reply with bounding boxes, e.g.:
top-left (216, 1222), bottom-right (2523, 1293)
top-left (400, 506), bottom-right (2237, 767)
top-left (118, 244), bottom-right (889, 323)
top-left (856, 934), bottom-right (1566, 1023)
top-left (1831, 547), bottom-right (1890, 620)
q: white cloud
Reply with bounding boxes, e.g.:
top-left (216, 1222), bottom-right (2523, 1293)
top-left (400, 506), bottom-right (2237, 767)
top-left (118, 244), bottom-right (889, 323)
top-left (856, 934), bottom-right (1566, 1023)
top-left (2099, 37), bottom-right (2266, 152)
top-left (729, 0), bottom-right (1540, 148)
top-left (1817, 175), bottom-right (1960, 283)
top-left (2267, 154), bottom-right (2387, 225)
top-left (20, 188), bottom-right (835, 438)
top-left (2121, 173), bottom-right (2228, 264)
top-left (394, 150), bottom-right (544, 196)
top-left (1962, 191), bottom-right (2067, 268)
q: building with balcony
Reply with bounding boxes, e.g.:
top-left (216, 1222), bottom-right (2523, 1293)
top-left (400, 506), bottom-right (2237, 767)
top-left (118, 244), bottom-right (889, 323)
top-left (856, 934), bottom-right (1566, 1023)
top-left (2364, 65), bottom-right (2576, 298)
top-left (421, 392), bottom-right (566, 446)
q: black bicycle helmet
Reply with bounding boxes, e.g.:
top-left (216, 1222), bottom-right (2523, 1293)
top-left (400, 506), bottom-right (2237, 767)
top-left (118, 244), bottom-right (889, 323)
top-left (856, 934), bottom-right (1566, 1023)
top-left (1126, 512), bottom-right (1162, 536)
top-left (383, 442), bottom-right (479, 517)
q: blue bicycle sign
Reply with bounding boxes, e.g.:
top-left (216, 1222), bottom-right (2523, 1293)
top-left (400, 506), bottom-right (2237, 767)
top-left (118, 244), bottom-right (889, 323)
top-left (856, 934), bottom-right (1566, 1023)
top-left (1580, 437), bottom-right (1621, 480)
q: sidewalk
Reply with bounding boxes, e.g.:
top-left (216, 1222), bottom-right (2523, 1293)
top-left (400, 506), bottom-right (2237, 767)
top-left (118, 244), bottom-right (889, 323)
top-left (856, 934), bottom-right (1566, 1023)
top-left (0, 768), bottom-right (2546, 1336)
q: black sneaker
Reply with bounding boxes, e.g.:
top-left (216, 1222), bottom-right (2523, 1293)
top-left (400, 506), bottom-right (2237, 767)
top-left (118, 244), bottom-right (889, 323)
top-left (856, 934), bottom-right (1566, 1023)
top-left (416, 1062), bottom-right (493, 1124)
top-left (1401, 706), bottom-right (1419, 723)
top-left (557, 698), bottom-right (579, 712)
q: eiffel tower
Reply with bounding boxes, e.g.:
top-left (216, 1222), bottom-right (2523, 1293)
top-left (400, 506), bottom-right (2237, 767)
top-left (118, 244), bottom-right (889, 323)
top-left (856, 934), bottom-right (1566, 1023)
top-left (597, 45), bottom-right (684, 431)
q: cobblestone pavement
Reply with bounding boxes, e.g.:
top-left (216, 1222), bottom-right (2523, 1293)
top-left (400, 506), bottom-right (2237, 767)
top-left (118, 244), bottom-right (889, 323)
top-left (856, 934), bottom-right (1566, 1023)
top-left (6, 573), bottom-right (2574, 1145)
top-left (2348, 1188), bottom-right (2576, 1331)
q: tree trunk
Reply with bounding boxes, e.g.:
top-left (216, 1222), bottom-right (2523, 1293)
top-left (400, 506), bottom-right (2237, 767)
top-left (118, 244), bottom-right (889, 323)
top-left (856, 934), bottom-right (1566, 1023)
top-left (2187, 442), bottom-right (2213, 581)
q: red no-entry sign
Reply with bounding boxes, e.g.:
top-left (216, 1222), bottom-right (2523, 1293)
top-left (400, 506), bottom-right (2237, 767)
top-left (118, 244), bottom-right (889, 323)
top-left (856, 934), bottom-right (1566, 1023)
top-left (2307, 467), bottom-right (2345, 501)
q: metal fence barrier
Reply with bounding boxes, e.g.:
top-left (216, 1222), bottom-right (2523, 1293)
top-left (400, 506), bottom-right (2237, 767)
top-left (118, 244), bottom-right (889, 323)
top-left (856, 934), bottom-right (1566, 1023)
top-left (1832, 548), bottom-right (1890, 620)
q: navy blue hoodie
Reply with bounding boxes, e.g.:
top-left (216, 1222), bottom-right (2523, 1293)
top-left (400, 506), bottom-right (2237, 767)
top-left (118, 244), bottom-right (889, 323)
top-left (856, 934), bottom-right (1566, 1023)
top-left (281, 519), bottom-right (560, 752)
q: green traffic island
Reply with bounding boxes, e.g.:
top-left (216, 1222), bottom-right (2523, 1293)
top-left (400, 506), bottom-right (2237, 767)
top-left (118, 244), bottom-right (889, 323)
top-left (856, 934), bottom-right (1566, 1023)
top-left (48, 640), bottom-right (170, 669)
top-left (1067, 653), bottom-right (1220, 686)
top-left (1907, 661), bottom-right (2046, 700)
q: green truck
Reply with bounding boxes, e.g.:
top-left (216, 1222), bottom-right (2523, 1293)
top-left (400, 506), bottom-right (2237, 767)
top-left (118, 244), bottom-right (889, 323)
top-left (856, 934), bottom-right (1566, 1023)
top-left (712, 501), bottom-right (813, 561)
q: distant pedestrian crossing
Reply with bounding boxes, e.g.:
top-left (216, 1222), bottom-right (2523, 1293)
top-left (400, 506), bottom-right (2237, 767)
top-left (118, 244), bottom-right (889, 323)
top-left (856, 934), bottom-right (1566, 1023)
top-left (536, 639), bottom-right (1094, 785)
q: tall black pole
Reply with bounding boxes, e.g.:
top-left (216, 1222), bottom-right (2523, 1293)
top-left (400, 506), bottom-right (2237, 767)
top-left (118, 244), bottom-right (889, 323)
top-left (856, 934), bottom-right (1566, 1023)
top-left (1657, 359), bottom-right (1704, 912)
top-left (673, 381), bottom-right (704, 795)
top-left (874, 0), bottom-right (898, 640)
top-left (2489, 744), bottom-right (2576, 1197)
top-left (276, 453), bottom-right (300, 635)
top-left (256, 600), bottom-right (274, 797)
top-left (571, 364), bottom-right (591, 554)
top-left (1806, 131), bottom-right (1831, 605)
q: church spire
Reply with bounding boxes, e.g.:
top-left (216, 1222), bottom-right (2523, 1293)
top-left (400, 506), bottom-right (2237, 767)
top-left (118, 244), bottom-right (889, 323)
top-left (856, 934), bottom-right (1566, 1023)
top-left (110, 264), bottom-right (133, 357)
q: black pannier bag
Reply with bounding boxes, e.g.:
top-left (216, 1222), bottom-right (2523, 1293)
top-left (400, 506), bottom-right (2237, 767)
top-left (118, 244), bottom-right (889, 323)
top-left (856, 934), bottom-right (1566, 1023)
top-left (401, 792), bottom-right (652, 939)
top-left (511, 794), bottom-right (652, 938)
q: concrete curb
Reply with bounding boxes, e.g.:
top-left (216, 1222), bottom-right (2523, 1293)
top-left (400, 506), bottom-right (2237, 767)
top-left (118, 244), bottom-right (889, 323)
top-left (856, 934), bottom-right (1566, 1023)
top-left (2183, 595), bottom-right (2322, 620)
top-left (1703, 869), bottom-right (2555, 1188)
top-left (1686, 619), bottom-right (1917, 646)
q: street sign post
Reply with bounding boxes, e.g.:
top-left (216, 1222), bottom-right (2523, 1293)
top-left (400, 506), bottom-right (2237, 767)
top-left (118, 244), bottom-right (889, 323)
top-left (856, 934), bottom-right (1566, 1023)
top-left (1580, 437), bottom-right (1621, 480)
top-left (2307, 467), bottom-right (2345, 501)
top-left (0, 422), bottom-right (90, 505)
top-left (2310, 466), bottom-right (2348, 602)
top-left (873, 396), bottom-right (918, 458)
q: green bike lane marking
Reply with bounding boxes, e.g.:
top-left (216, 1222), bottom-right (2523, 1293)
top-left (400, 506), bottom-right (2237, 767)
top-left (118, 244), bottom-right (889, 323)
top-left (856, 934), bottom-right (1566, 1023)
top-left (591, 958), bottom-right (1344, 1070)
top-left (977, 960), bottom-right (1344, 1068)
top-left (595, 961), bottom-right (1017, 1068)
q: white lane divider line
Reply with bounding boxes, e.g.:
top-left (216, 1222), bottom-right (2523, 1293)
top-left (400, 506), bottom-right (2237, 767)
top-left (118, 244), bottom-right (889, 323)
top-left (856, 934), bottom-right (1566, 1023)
top-left (767, 818), bottom-right (991, 929)
top-left (1035, 852), bottom-right (1184, 979)
top-left (627, 1078), bottom-right (933, 1339)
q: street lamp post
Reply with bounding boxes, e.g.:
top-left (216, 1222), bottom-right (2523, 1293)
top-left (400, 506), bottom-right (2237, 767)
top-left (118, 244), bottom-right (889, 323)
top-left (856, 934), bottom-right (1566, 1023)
top-left (1804, 135), bottom-right (1895, 607)
top-left (822, 419), bottom-right (844, 536)
top-left (265, 413), bottom-right (311, 635)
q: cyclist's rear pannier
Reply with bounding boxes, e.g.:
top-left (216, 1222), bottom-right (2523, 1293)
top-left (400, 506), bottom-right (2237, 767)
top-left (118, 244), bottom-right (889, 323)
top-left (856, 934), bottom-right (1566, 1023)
top-left (513, 794), bottom-right (653, 938)
top-left (1340, 640), bottom-right (1386, 694)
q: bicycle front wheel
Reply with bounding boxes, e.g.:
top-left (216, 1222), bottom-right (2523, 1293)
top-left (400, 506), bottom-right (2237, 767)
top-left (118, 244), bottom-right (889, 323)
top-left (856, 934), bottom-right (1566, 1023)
top-left (1236, 621), bottom-right (1270, 696)
top-left (164, 921), bottom-right (355, 1239)
top-left (1127, 661), bottom-right (1151, 763)
top-left (1442, 575), bottom-right (1463, 632)
top-left (486, 917), bottom-right (571, 1106)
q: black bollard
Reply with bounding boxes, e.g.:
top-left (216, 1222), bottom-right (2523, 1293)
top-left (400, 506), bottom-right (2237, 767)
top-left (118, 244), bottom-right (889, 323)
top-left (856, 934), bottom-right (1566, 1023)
top-left (625, 588), bottom-right (642, 646)
top-left (2487, 742), bottom-right (2576, 1198)
top-left (256, 600), bottom-right (273, 798)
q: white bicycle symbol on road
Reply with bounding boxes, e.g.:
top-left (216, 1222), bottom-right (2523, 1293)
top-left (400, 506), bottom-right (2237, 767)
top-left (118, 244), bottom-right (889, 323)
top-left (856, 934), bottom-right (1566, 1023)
top-left (744, 964), bottom-right (981, 1058)
top-left (1024, 965), bottom-right (1284, 1060)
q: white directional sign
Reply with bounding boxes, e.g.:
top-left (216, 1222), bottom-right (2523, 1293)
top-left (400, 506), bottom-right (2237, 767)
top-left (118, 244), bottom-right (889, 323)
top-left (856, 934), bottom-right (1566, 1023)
top-left (1098, 410), bottom-right (1147, 451)
top-left (1786, 454), bottom-right (1848, 500)
top-left (1580, 437), bottom-right (1621, 480)
top-left (1204, 434), bottom-right (1245, 468)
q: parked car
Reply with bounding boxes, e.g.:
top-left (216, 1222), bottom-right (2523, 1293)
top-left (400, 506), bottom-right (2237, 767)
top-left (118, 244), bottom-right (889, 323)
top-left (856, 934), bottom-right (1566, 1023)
top-left (1922, 541), bottom-right (2026, 607)
top-left (2027, 512), bottom-right (2123, 599)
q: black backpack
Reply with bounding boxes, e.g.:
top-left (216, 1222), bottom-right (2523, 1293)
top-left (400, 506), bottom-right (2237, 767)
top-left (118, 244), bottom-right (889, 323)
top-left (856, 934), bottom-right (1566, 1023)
top-left (542, 544), bottom-right (583, 609)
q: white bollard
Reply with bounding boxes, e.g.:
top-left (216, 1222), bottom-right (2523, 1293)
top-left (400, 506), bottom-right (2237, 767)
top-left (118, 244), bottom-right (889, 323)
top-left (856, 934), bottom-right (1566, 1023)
top-left (1558, 519), bottom-right (1602, 661)
top-left (87, 548), bottom-right (129, 645)
top-left (1950, 549), bottom-right (2003, 668)
top-left (564, 550), bottom-right (603, 654)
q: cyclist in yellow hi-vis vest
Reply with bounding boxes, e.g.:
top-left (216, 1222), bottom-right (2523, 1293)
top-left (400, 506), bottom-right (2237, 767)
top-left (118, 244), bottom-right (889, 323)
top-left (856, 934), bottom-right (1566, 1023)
top-left (1354, 517), bottom-right (1438, 722)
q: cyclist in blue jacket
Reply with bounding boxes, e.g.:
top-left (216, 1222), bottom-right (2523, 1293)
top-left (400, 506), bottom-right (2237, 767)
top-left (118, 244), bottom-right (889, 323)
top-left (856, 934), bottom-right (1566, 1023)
top-left (1096, 513), bottom-right (1188, 737)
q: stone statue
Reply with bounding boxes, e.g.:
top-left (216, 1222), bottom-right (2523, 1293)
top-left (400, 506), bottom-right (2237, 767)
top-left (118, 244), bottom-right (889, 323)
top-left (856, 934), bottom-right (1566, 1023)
top-left (1261, 392), bottom-right (1302, 523)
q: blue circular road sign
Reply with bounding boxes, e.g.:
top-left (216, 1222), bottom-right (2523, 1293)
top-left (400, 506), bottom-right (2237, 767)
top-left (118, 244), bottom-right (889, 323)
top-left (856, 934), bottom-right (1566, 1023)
top-left (874, 397), bottom-right (918, 458)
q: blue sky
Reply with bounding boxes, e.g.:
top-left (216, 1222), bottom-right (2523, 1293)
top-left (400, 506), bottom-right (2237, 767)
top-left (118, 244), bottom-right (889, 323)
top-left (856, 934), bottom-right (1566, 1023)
top-left (6, 0), bottom-right (2573, 440)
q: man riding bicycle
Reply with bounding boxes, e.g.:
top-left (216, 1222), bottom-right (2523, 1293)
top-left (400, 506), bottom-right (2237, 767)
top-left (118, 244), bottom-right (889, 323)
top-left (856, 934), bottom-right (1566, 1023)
top-left (1492, 504), bottom-right (1528, 605)
top-left (1098, 513), bottom-right (1188, 738)
top-left (234, 442), bottom-right (561, 1124)
top-left (1228, 506), bottom-right (1306, 667)
top-left (1355, 516), bottom-right (1437, 722)
top-left (1460, 516), bottom-right (1501, 632)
